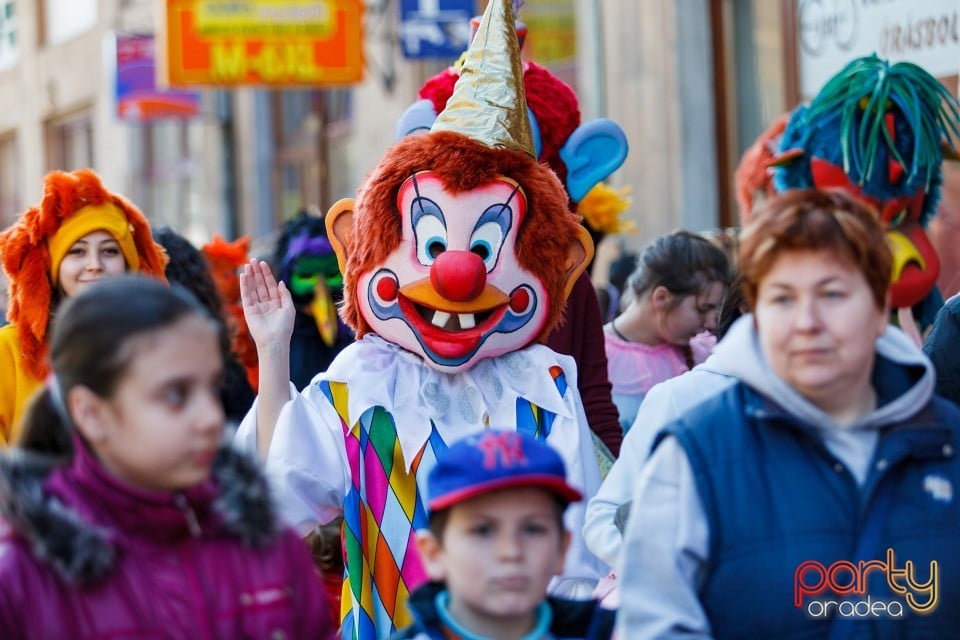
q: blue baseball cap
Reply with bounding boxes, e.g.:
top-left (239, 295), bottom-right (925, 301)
top-left (427, 431), bottom-right (583, 512)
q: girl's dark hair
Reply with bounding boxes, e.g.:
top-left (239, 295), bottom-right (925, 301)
top-left (715, 273), bottom-right (745, 340)
top-left (18, 276), bottom-right (212, 456)
top-left (153, 227), bottom-right (227, 323)
top-left (625, 230), bottom-right (730, 308)
top-left (153, 227), bottom-right (254, 424)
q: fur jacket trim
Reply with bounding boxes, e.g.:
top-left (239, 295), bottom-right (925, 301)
top-left (0, 442), bottom-right (278, 584)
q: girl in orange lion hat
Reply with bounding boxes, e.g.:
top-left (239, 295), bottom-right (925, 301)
top-left (0, 169), bottom-right (167, 444)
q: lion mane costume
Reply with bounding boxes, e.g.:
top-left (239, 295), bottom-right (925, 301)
top-left (0, 169), bottom-right (167, 442)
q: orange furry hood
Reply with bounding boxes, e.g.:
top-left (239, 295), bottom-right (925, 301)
top-left (734, 113), bottom-right (789, 223)
top-left (201, 235), bottom-right (250, 303)
top-left (202, 234), bottom-right (251, 265)
top-left (0, 169), bottom-right (168, 379)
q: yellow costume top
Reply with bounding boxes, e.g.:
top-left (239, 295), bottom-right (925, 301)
top-left (0, 324), bottom-right (41, 445)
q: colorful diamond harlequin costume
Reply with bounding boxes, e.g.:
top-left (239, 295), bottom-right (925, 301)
top-left (235, 1), bottom-right (604, 638)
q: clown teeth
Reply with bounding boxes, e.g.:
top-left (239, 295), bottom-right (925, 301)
top-left (431, 311), bottom-right (452, 328)
top-left (458, 313), bottom-right (476, 329)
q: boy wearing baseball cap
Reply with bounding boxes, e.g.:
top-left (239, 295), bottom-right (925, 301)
top-left (394, 430), bottom-right (614, 640)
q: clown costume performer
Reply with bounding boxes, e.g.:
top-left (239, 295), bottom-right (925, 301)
top-left (396, 0), bottom-right (630, 459)
top-left (235, 1), bottom-right (604, 638)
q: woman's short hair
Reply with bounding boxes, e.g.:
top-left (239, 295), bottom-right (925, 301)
top-left (738, 188), bottom-right (892, 311)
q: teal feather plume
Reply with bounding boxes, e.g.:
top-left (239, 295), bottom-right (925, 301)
top-left (804, 54), bottom-right (960, 190)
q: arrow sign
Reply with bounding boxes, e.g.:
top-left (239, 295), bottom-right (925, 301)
top-left (398, 0), bottom-right (475, 59)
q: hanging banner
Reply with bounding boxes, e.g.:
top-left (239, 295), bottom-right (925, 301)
top-left (158, 0), bottom-right (364, 87)
top-left (116, 34), bottom-right (201, 121)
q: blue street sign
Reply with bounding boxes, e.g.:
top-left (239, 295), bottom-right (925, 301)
top-left (398, 0), bottom-right (475, 59)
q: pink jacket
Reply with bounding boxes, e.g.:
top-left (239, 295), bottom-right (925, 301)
top-left (0, 438), bottom-right (334, 639)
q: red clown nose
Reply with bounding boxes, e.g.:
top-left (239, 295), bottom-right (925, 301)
top-left (430, 251), bottom-right (486, 301)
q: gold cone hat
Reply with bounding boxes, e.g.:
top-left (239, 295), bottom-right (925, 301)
top-left (430, 0), bottom-right (535, 158)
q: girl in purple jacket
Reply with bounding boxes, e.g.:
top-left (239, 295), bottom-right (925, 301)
top-left (0, 276), bottom-right (334, 639)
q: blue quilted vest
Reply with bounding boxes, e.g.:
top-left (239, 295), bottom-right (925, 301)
top-left (663, 370), bottom-right (960, 639)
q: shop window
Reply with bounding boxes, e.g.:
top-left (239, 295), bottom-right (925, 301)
top-left (128, 120), bottom-right (202, 232)
top-left (0, 133), bottom-right (19, 228)
top-left (321, 89), bottom-right (354, 202)
top-left (711, 0), bottom-right (793, 226)
top-left (272, 89), bottom-right (323, 221)
top-left (0, 0), bottom-right (18, 70)
top-left (45, 110), bottom-right (94, 171)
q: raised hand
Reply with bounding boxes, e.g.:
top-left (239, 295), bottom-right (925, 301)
top-left (239, 259), bottom-right (295, 458)
top-left (240, 259), bottom-right (295, 349)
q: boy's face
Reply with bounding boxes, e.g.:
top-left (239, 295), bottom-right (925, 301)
top-left (418, 487), bottom-right (570, 638)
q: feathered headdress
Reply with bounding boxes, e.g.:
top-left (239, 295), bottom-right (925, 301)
top-left (774, 55), bottom-right (960, 223)
top-left (0, 169), bottom-right (168, 379)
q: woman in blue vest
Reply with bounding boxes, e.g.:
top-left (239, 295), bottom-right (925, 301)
top-left (616, 188), bottom-right (960, 638)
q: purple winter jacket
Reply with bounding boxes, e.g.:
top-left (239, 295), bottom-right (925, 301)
top-left (0, 437), bottom-right (335, 639)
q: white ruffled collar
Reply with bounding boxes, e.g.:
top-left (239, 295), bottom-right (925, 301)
top-left (316, 334), bottom-right (575, 470)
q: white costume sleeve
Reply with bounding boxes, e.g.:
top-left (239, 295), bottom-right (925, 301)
top-left (615, 436), bottom-right (713, 638)
top-left (627, 374), bottom-right (690, 459)
top-left (583, 376), bottom-right (685, 568)
top-left (234, 381), bottom-right (351, 536)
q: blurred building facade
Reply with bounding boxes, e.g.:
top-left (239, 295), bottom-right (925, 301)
top-left (0, 0), bottom-right (955, 252)
top-left (0, 0), bottom-right (449, 251)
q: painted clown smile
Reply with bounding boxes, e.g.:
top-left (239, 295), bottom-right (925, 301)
top-left (415, 304), bottom-right (502, 332)
top-left (366, 269), bottom-right (538, 366)
top-left (399, 294), bottom-right (509, 359)
top-left (399, 274), bottom-right (519, 361)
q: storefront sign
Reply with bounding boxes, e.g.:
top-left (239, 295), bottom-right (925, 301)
top-left (116, 34), bottom-right (201, 121)
top-left (158, 0), bottom-right (364, 86)
top-left (798, 0), bottom-right (959, 99)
